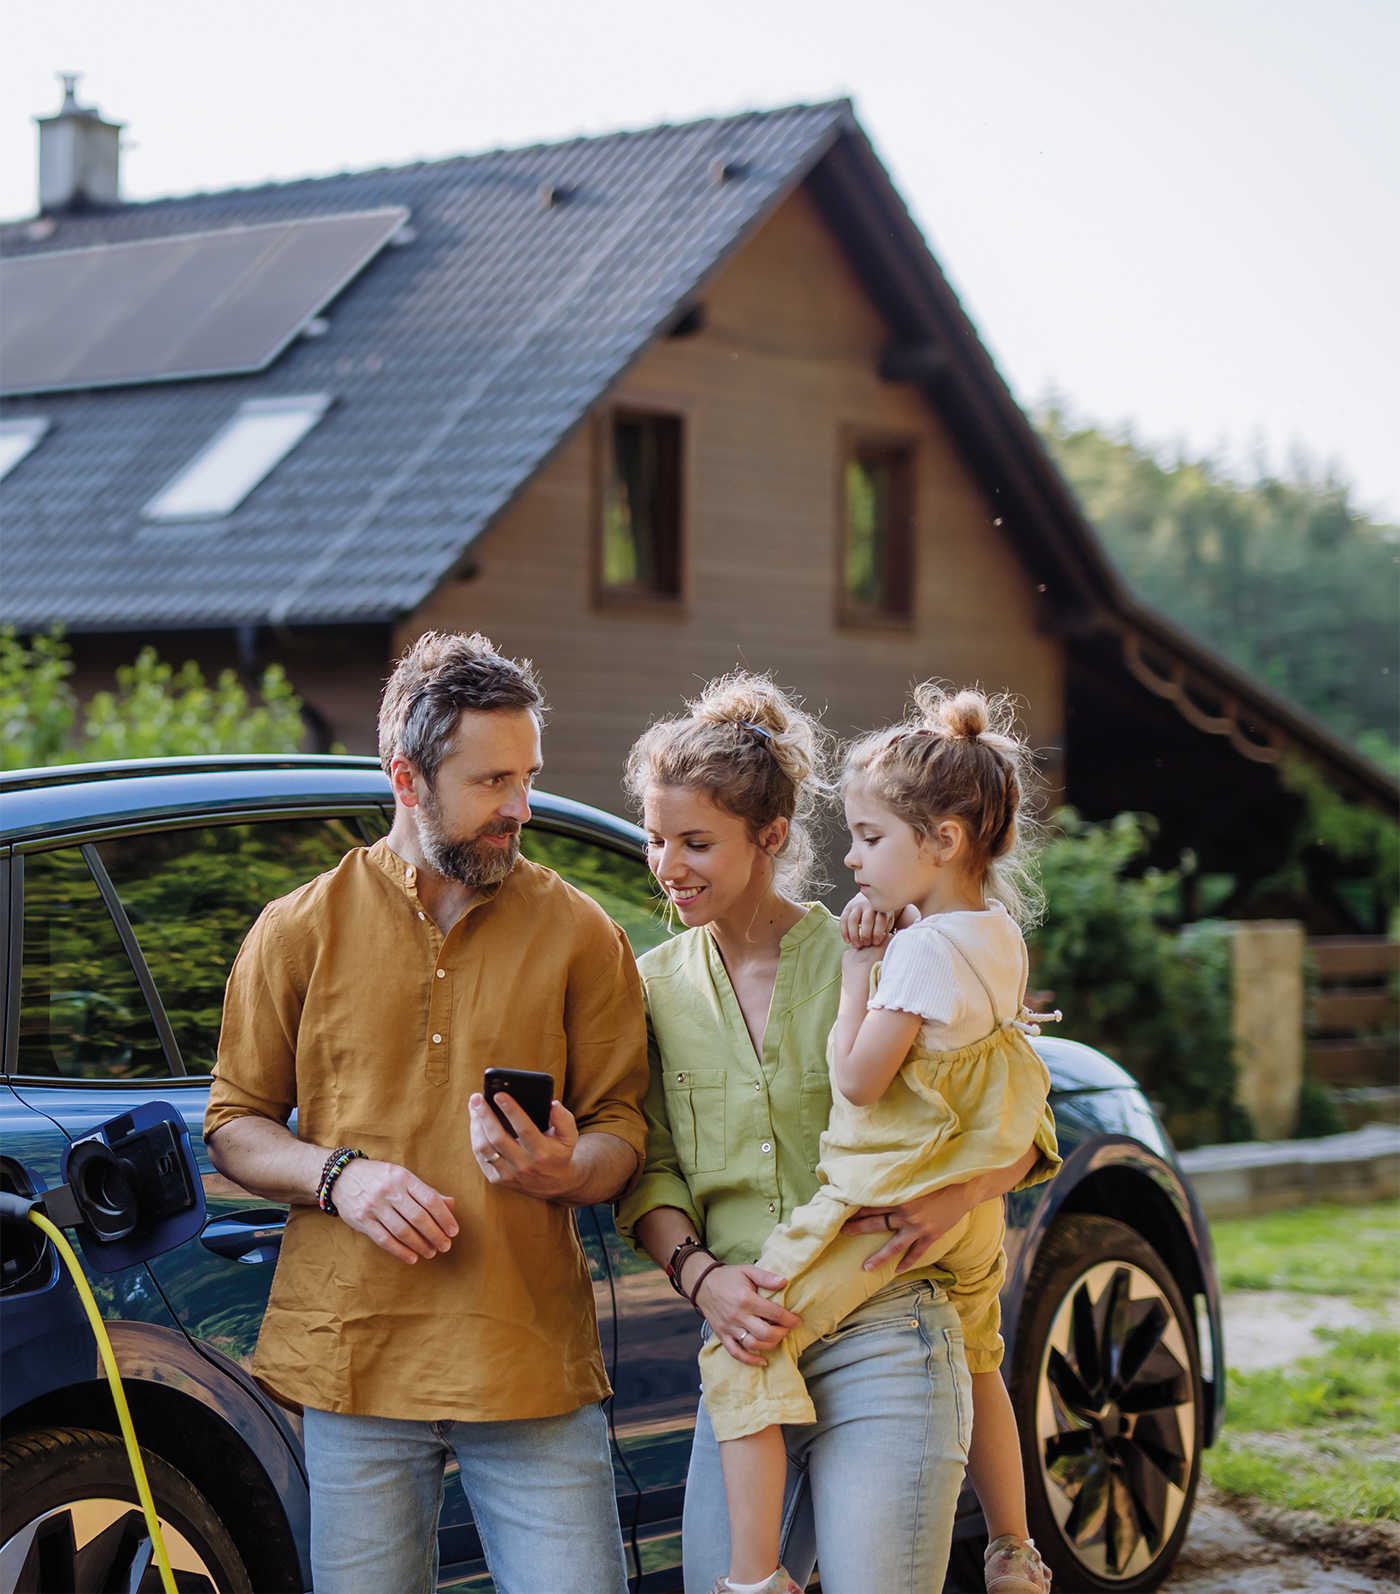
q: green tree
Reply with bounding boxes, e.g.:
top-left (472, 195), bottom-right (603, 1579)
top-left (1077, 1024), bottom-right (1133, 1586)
top-left (0, 627), bottom-right (306, 769)
top-left (1037, 409), bottom-right (1400, 761)
top-left (81, 648), bottom-right (304, 761)
top-left (1028, 811), bottom-right (1244, 1147)
top-left (1, 627), bottom-right (78, 769)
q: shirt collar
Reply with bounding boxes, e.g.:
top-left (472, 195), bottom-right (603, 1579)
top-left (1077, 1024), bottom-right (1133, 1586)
top-left (370, 837), bottom-right (506, 914)
top-left (701, 900), bottom-right (832, 965)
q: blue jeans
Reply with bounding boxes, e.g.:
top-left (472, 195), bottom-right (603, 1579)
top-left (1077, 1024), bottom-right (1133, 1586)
top-left (303, 1402), bottom-right (627, 1594)
top-left (683, 1279), bottom-right (972, 1594)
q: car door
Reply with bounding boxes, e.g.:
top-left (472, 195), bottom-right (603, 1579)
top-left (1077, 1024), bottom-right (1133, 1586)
top-left (517, 825), bottom-right (699, 1583)
top-left (1, 841), bottom-right (218, 1410)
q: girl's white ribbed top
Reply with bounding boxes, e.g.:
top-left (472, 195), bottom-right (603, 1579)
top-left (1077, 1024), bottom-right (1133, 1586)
top-left (866, 899), bottom-right (1027, 1049)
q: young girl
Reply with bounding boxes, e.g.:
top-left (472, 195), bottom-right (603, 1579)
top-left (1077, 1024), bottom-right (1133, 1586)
top-left (700, 684), bottom-right (1061, 1594)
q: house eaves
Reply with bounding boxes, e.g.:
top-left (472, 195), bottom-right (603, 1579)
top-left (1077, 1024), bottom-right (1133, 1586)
top-left (803, 124), bottom-right (1398, 814)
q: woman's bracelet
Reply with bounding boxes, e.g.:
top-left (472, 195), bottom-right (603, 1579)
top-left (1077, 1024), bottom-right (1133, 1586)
top-left (687, 1259), bottom-right (726, 1316)
top-left (665, 1237), bottom-right (712, 1299)
top-left (317, 1147), bottom-right (365, 1215)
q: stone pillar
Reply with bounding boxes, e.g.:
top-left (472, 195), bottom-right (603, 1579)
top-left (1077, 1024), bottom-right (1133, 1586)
top-left (1231, 921), bottom-right (1305, 1142)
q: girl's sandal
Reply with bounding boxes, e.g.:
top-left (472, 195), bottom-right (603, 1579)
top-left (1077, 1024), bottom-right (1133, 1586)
top-left (708, 1570), bottom-right (804, 1594)
top-left (984, 1533), bottom-right (1053, 1594)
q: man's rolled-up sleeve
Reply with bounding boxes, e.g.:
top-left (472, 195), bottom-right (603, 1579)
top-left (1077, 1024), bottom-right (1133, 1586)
top-left (614, 1012), bottom-right (702, 1256)
top-left (560, 917), bottom-right (650, 1193)
top-left (203, 904), bottom-right (302, 1144)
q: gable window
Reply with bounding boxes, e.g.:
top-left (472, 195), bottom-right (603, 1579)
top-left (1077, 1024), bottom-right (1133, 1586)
top-left (143, 394), bottom-right (330, 522)
top-left (842, 441), bottom-right (914, 621)
top-left (600, 411), bottom-right (682, 600)
top-left (0, 417), bottom-right (50, 480)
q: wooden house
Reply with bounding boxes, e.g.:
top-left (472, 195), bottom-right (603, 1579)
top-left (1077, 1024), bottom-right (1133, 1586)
top-left (2, 95), bottom-right (1393, 905)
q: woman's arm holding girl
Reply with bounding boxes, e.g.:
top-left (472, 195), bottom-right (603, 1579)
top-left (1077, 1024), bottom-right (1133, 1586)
top-left (843, 1143), bottom-right (1040, 1271)
top-left (633, 1206), bottom-right (801, 1369)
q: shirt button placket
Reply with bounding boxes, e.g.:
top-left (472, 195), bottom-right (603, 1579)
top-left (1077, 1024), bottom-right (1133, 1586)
top-left (427, 961), bottom-right (451, 1085)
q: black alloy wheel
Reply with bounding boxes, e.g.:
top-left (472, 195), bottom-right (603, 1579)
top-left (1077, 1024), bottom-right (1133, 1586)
top-left (0, 1426), bottom-right (252, 1593)
top-left (1010, 1215), bottom-right (1204, 1592)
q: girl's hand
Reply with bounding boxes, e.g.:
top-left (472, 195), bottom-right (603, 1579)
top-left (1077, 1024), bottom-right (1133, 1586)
top-left (687, 1261), bottom-right (800, 1368)
top-left (840, 893), bottom-right (893, 948)
top-left (840, 894), bottom-right (922, 948)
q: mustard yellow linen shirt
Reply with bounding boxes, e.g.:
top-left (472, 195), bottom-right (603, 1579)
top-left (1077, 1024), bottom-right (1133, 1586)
top-left (205, 839), bottom-right (649, 1422)
top-left (616, 906), bottom-right (954, 1290)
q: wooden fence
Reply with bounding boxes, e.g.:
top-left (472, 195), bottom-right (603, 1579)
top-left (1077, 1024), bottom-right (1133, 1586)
top-left (1306, 937), bottom-right (1399, 1091)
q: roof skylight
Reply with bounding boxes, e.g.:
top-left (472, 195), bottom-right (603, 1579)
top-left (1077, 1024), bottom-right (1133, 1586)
top-left (143, 395), bottom-right (330, 522)
top-left (0, 417), bottom-right (50, 480)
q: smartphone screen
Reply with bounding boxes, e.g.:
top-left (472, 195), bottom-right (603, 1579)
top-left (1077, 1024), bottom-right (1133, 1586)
top-left (483, 1068), bottom-right (554, 1137)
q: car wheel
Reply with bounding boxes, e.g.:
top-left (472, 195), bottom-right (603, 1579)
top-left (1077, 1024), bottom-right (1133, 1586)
top-left (1008, 1215), bottom-right (1204, 1592)
top-left (0, 1426), bottom-right (252, 1593)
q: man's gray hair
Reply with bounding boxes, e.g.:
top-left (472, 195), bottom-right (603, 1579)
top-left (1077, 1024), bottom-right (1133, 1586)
top-left (377, 632), bottom-right (546, 786)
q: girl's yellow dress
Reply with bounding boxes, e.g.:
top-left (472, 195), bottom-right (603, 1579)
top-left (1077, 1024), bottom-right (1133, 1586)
top-left (700, 914), bottom-right (1061, 1441)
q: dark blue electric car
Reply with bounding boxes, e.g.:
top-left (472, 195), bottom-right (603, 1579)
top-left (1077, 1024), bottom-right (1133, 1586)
top-left (0, 757), bottom-right (1223, 1593)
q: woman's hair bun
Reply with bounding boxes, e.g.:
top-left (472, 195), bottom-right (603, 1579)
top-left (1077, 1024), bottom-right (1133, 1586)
top-left (625, 670), bottom-right (832, 898)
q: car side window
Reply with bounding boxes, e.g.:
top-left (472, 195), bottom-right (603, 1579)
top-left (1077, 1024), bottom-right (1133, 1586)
top-left (17, 848), bottom-right (168, 1079)
top-left (518, 828), bottom-right (673, 954)
top-left (94, 818), bottom-right (369, 1074)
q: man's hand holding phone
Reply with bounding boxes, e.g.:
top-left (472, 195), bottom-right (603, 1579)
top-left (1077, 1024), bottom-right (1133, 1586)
top-left (469, 1081), bottom-right (583, 1202)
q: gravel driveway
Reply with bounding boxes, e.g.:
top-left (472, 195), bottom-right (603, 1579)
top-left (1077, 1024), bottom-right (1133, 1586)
top-left (1163, 1491), bottom-right (1397, 1593)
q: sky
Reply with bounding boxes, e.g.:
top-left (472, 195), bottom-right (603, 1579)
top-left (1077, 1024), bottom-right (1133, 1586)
top-left (4, 1), bottom-right (1397, 518)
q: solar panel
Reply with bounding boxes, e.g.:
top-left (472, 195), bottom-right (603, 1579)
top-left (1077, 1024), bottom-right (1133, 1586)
top-left (0, 207), bottom-right (408, 396)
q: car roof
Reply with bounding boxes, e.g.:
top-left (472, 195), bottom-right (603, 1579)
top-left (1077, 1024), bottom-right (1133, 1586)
top-left (0, 755), bottom-right (645, 852)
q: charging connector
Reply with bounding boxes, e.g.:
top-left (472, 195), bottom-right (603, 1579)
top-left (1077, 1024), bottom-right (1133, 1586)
top-left (1, 1186), bottom-right (182, 1591)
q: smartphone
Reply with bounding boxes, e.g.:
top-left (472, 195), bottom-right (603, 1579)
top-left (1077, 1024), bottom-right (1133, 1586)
top-left (483, 1068), bottom-right (555, 1137)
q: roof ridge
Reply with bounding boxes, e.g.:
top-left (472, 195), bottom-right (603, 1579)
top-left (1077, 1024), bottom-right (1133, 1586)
top-left (1, 99), bottom-right (852, 227)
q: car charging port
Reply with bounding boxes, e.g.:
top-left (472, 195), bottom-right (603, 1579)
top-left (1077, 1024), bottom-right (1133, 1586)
top-left (0, 1104), bottom-right (206, 1594)
top-left (0, 1158), bottom-right (52, 1296)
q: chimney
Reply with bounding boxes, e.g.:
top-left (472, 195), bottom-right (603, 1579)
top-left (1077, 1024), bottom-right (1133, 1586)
top-left (36, 74), bottom-right (123, 213)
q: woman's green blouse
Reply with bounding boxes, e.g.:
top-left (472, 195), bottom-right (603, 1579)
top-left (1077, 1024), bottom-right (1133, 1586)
top-left (614, 905), bottom-right (843, 1265)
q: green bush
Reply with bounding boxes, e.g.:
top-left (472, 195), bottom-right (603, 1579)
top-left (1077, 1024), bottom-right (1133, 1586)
top-left (1028, 810), bottom-right (1244, 1146)
top-left (1, 627), bottom-right (305, 769)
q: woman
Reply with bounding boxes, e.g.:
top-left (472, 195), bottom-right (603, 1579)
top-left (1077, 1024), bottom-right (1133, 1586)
top-left (615, 673), bottom-right (1038, 1594)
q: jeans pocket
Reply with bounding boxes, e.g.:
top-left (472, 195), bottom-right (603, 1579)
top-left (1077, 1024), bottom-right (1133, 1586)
top-left (940, 1326), bottom-right (973, 1458)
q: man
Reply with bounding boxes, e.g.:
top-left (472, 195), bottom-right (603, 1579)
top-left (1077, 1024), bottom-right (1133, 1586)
top-left (206, 631), bottom-right (648, 1593)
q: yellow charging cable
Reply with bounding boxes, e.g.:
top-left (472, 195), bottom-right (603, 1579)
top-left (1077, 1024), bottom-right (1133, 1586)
top-left (28, 1209), bottom-right (179, 1594)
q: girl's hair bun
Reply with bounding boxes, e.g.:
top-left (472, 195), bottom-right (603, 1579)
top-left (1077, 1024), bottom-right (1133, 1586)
top-left (919, 685), bottom-right (989, 742)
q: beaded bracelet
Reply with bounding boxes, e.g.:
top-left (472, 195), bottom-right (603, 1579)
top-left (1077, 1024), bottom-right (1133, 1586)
top-left (317, 1147), bottom-right (365, 1215)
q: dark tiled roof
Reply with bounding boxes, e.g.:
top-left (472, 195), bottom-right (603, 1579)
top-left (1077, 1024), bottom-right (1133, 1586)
top-left (0, 103), bottom-right (848, 631)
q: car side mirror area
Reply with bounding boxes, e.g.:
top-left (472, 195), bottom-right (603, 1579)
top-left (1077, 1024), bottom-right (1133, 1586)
top-left (3, 1103), bottom-right (205, 1272)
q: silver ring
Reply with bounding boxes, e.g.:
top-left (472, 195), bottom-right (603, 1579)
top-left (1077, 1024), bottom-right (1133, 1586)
top-left (737, 1329), bottom-right (750, 1345)
top-left (485, 1152), bottom-right (501, 1164)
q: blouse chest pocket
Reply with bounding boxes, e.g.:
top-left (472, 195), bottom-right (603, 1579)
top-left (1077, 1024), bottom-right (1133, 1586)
top-left (663, 1068), bottom-right (728, 1175)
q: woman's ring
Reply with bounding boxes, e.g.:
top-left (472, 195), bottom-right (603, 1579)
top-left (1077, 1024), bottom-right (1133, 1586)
top-left (485, 1152), bottom-right (501, 1164)
top-left (737, 1329), bottom-right (750, 1345)
top-left (884, 1212), bottom-right (896, 1231)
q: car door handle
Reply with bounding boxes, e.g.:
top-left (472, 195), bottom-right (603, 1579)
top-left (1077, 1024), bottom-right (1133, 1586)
top-left (201, 1212), bottom-right (287, 1264)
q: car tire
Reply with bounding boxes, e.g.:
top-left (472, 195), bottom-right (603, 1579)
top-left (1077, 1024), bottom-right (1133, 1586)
top-left (0, 1425), bottom-right (253, 1593)
top-left (1002, 1215), bottom-right (1203, 1592)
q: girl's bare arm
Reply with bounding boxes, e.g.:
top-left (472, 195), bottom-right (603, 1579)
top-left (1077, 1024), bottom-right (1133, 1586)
top-left (830, 944), bottom-right (922, 1105)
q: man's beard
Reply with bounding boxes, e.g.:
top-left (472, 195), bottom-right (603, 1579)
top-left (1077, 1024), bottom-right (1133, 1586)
top-left (416, 794), bottom-right (521, 888)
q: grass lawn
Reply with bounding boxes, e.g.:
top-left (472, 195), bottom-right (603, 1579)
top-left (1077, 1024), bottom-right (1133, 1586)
top-left (1204, 1202), bottom-right (1400, 1523)
top-left (1210, 1201), bottom-right (1400, 1302)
